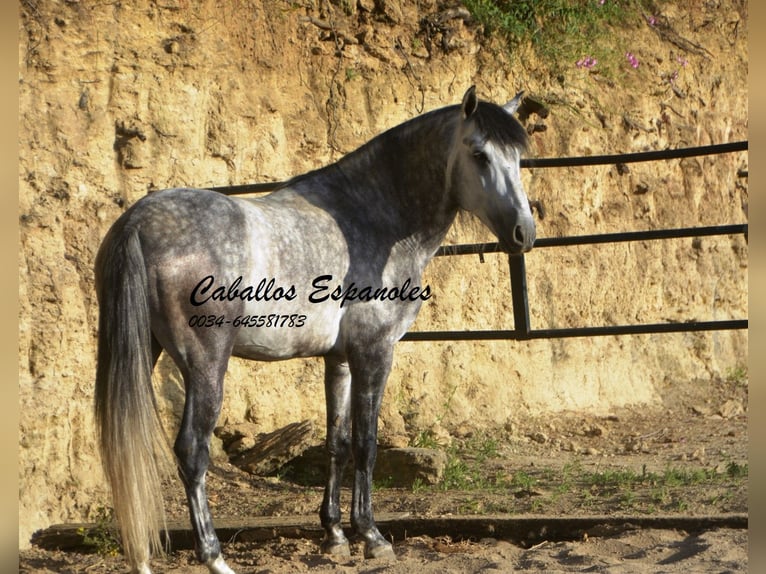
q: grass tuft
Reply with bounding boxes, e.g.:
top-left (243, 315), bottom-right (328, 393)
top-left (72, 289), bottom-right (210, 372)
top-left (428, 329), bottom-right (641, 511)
top-left (461, 0), bottom-right (660, 74)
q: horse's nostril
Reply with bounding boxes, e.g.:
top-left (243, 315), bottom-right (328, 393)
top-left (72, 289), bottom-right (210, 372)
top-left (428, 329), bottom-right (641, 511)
top-left (514, 225), bottom-right (526, 245)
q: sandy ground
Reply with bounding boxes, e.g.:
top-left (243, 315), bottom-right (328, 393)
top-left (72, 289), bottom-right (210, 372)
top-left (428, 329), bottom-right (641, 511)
top-left (20, 527), bottom-right (747, 573)
top-left (21, 373), bottom-right (747, 572)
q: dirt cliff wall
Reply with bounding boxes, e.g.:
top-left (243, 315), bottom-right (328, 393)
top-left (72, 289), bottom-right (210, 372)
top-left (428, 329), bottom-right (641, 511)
top-left (18, 0), bottom-right (747, 546)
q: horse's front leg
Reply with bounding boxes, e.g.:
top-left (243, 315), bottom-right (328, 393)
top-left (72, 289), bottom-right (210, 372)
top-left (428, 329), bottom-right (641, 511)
top-left (320, 356), bottom-right (352, 556)
top-left (348, 344), bottom-right (396, 560)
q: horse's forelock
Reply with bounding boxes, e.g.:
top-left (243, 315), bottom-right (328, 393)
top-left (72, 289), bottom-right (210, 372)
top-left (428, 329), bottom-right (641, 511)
top-left (473, 101), bottom-right (529, 152)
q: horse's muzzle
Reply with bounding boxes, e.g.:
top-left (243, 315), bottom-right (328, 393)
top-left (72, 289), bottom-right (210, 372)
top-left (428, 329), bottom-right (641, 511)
top-left (500, 220), bottom-right (535, 254)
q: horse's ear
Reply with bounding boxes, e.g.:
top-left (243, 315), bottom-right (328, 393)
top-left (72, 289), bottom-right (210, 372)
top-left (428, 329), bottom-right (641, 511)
top-left (461, 85), bottom-right (478, 119)
top-left (503, 91), bottom-right (525, 115)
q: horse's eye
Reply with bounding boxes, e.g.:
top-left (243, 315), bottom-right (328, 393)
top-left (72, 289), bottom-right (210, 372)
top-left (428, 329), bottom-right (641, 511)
top-left (472, 150), bottom-right (489, 165)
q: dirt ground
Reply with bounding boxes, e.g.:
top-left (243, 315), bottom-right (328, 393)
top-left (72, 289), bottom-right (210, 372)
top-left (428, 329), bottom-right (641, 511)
top-left (20, 373), bottom-right (747, 573)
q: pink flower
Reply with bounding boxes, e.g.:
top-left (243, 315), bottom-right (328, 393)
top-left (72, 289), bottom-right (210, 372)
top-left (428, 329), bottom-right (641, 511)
top-left (626, 52), bottom-right (639, 68)
top-left (646, 14), bottom-right (656, 26)
top-left (576, 56), bottom-right (598, 69)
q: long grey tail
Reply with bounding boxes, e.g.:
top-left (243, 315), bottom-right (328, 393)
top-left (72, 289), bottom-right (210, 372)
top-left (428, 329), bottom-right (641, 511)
top-left (94, 225), bottom-right (170, 568)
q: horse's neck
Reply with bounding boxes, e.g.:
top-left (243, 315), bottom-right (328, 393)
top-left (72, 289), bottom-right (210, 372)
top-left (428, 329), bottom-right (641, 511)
top-left (334, 110), bottom-right (460, 253)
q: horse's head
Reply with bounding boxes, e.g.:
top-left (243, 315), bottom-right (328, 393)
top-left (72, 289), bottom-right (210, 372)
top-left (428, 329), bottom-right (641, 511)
top-left (448, 86), bottom-right (536, 254)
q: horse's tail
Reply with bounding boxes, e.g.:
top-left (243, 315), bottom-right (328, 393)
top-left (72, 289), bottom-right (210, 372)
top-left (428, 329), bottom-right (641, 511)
top-left (94, 223), bottom-right (171, 567)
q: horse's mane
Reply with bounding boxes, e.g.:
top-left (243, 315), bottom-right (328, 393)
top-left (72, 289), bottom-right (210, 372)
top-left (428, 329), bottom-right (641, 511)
top-left (279, 98), bottom-right (528, 192)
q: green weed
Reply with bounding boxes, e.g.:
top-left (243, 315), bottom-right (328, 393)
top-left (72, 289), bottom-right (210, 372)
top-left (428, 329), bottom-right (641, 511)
top-left (372, 475), bottom-right (394, 490)
top-left (411, 429), bottom-right (445, 449)
top-left (77, 506), bottom-right (121, 557)
top-left (726, 366), bottom-right (748, 386)
top-left (511, 470), bottom-right (537, 494)
top-left (461, 0), bottom-right (659, 74)
top-left (726, 461), bottom-right (748, 479)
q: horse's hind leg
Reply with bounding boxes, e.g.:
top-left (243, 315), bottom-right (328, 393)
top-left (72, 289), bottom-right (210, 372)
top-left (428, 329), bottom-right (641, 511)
top-left (174, 362), bottom-right (236, 574)
top-left (320, 356), bottom-right (352, 555)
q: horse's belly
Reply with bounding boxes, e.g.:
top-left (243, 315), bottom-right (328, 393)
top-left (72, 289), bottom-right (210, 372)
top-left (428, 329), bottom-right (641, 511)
top-left (230, 303), bottom-right (342, 360)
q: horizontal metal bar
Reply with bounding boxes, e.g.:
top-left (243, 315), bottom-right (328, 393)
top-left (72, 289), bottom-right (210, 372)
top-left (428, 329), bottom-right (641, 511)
top-left (520, 141), bottom-right (747, 169)
top-left (207, 142), bottom-right (748, 196)
top-left (208, 181), bottom-right (284, 195)
top-left (401, 320), bottom-right (748, 342)
top-left (435, 224), bottom-right (748, 256)
top-left (534, 224), bottom-right (749, 248)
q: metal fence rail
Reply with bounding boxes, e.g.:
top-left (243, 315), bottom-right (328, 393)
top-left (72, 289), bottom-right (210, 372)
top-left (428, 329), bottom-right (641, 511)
top-left (210, 141), bottom-right (748, 342)
top-left (519, 140), bottom-right (747, 169)
top-left (404, 224), bottom-right (748, 342)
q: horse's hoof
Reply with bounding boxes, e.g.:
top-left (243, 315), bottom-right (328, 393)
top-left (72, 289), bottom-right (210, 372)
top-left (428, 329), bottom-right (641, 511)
top-left (320, 538), bottom-right (351, 556)
top-left (206, 555), bottom-right (237, 574)
top-left (364, 540), bottom-right (396, 560)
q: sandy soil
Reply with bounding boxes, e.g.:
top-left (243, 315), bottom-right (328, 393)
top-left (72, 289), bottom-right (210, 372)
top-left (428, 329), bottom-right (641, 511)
top-left (19, 527), bottom-right (748, 573)
top-left (20, 373), bottom-right (747, 573)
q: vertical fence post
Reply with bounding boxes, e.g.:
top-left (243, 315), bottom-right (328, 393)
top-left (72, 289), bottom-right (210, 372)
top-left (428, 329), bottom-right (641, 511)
top-left (508, 254), bottom-right (531, 339)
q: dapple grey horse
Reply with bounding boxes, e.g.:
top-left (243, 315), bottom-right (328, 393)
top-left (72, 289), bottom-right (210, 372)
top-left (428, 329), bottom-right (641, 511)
top-left (95, 86), bottom-right (535, 574)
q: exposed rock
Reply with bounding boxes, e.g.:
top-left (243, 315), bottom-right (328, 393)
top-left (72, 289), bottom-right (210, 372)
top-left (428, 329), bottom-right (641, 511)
top-left (583, 423), bottom-right (607, 438)
top-left (228, 421), bottom-right (315, 477)
top-left (374, 448), bottom-right (447, 486)
top-left (718, 399), bottom-right (745, 419)
top-left (528, 432), bottom-right (548, 444)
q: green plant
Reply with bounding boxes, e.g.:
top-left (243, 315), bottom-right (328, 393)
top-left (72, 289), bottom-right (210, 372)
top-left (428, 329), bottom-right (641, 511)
top-left (661, 467), bottom-right (708, 487)
top-left (372, 475), bottom-right (394, 490)
top-left (77, 506), bottom-right (121, 557)
top-left (411, 429), bottom-right (444, 449)
top-left (458, 498), bottom-right (484, 513)
top-left (726, 366), bottom-right (748, 386)
top-left (436, 434), bottom-right (510, 491)
top-left (650, 486), bottom-right (671, 506)
top-left (411, 477), bottom-right (427, 493)
top-left (726, 461), bottom-right (748, 479)
top-left (586, 468), bottom-right (641, 489)
top-left (511, 470), bottom-right (537, 494)
top-left (461, 0), bottom-right (658, 74)
top-left (440, 452), bottom-right (476, 490)
top-left (620, 490), bottom-right (637, 509)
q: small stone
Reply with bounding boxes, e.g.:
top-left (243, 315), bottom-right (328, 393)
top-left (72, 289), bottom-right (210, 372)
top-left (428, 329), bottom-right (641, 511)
top-left (719, 400), bottom-right (744, 419)
top-left (634, 181), bottom-right (650, 194)
top-left (584, 423), bottom-right (606, 437)
top-left (528, 432), bottom-right (548, 444)
top-left (228, 436), bottom-right (256, 454)
top-left (379, 433), bottom-right (410, 449)
top-left (692, 405), bottom-right (712, 416)
top-left (624, 439), bottom-right (641, 453)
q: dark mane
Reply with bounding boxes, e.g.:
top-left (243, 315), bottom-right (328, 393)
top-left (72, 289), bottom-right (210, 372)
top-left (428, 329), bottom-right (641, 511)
top-left (280, 98), bottom-right (528, 193)
top-left (474, 101), bottom-right (529, 152)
